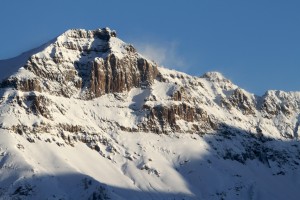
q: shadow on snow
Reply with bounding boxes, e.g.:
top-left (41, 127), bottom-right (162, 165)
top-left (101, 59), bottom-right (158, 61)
top-left (1, 125), bottom-right (300, 200)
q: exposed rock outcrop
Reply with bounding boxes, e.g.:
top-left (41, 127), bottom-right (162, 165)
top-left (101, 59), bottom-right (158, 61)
top-left (1, 77), bottom-right (42, 92)
top-left (89, 54), bottom-right (158, 99)
top-left (140, 103), bottom-right (214, 134)
top-left (227, 88), bottom-right (256, 115)
top-left (171, 86), bottom-right (185, 101)
top-left (1, 28), bottom-right (159, 100)
top-left (260, 91), bottom-right (295, 118)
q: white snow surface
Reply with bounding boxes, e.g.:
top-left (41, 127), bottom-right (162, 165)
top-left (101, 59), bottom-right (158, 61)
top-left (0, 28), bottom-right (300, 200)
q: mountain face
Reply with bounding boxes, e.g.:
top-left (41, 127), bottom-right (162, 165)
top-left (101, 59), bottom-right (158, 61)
top-left (0, 28), bottom-right (300, 200)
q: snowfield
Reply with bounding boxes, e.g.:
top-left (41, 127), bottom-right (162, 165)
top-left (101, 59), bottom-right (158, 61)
top-left (1, 128), bottom-right (300, 200)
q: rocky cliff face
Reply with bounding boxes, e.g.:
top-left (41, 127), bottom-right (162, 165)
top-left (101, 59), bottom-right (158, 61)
top-left (88, 53), bottom-right (158, 98)
top-left (1, 28), bottom-right (158, 99)
top-left (0, 28), bottom-right (300, 142)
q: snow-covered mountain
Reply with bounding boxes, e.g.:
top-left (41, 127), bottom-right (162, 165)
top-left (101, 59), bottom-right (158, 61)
top-left (0, 28), bottom-right (300, 200)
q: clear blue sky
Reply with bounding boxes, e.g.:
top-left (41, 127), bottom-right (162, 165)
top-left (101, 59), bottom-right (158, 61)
top-left (1, 0), bottom-right (299, 95)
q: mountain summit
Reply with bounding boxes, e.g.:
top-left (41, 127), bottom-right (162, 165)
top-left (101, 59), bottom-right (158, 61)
top-left (1, 28), bottom-right (158, 99)
top-left (0, 28), bottom-right (300, 200)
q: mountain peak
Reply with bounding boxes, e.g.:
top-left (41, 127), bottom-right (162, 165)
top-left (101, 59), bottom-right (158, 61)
top-left (0, 28), bottom-right (123, 83)
top-left (61, 27), bottom-right (117, 40)
top-left (201, 71), bottom-right (229, 83)
top-left (1, 27), bottom-right (158, 99)
top-left (1, 28), bottom-right (300, 199)
top-left (33, 27), bottom-right (128, 61)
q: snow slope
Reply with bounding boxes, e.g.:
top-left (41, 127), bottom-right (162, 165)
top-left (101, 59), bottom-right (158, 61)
top-left (0, 39), bottom-right (55, 82)
top-left (0, 28), bottom-right (300, 200)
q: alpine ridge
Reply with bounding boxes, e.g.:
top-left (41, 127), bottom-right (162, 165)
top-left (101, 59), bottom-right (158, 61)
top-left (0, 28), bottom-right (299, 200)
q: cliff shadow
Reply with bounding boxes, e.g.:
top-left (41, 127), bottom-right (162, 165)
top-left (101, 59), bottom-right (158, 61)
top-left (171, 124), bottom-right (300, 200)
top-left (73, 37), bottom-right (108, 92)
top-left (1, 125), bottom-right (300, 200)
top-left (129, 88), bottom-right (151, 111)
top-left (0, 172), bottom-right (197, 200)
